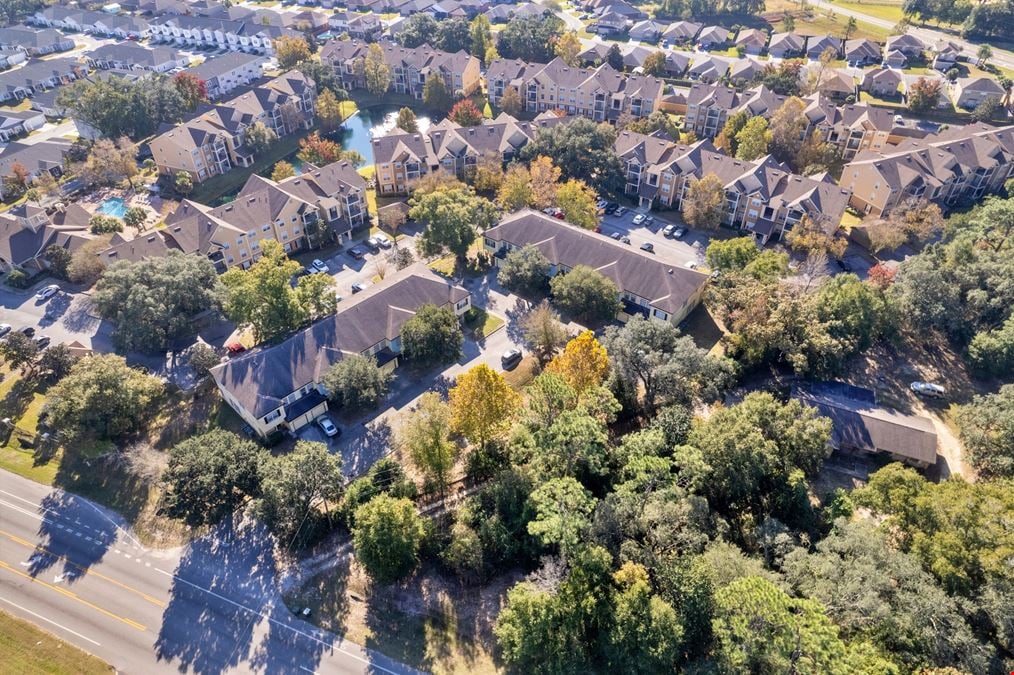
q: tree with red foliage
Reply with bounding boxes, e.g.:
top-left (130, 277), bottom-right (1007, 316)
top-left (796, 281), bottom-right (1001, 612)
top-left (867, 263), bottom-right (896, 290)
top-left (449, 99), bottom-right (483, 127)
top-left (8, 162), bottom-right (30, 189)
top-left (173, 72), bottom-right (208, 109)
top-left (297, 132), bottom-right (364, 168)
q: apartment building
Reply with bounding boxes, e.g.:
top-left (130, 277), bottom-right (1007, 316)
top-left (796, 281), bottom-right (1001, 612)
top-left (484, 209), bottom-right (709, 325)
top-left (211, 267), bottom-right (471, 437)
top-left (0, 202), bottom-right (92, 272)
top-left (840, 123), bottom-right (1014, 216)
top-left (803, 97), bottom-right (896, 160)
top-left (371, 112), bottom-right (570, 194)
top-left (486, 57), bottom-right (664, 122)
top-left (683, 82), bottom-right (738, 138)
top-left (320, 40), bottom-right (481, 99)
top-left (615, 130), bottom-right (851, 244)
top-left (149, 72), bottom-right (316, 183)
top-left (185, 52), bottom-right (267, 100)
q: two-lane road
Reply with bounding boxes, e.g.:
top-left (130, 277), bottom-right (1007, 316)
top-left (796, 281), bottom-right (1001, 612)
top-left (0, 471), bottom-right (418, 674)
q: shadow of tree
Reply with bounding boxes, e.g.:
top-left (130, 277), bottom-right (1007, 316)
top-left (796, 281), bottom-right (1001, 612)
top-left (37, 295), bottom-right (71, 328)
top-left (59, 297), bottom-right (101, 333)
top-left (54, 452), bottom-right (149, 531)
top-left (340, 418), bottom-right (394, 478)
top-left (24, 490), bottom-right (117, 584)
top-left (0, 377), bottom-right (37, 428)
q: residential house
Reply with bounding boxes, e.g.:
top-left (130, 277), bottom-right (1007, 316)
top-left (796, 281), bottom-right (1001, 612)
top-left (813, 68), bottom-right (855, 101)
top-left (629, 19), bottom-right (666, 43)
top-left (806, 34), bottom-right (841, 60)
top-left (320, 40), bottom-right (481, 99)
top-left (687, 55), bottom-right (729, 83)
top-left (484, 209), bottom-right (709, 324)
top-left (614, 130), bottom-right (851, 243)
top-left (861, 67), bottom-right (903, 98)
top-left (950, 76), bottom-right (1005, 110)
top-left (0, 26), bottom-right (75, 56)
top-left (735, 28), bottom-right (768, 55)
top-left (933, 40), bottom-right (961, 72)
top-left (86, 43), bottom-right (189, 73)
top-left (728, 57), bottom-right (764, 86)
top-left (840, 123), bottom-right (1014, 216)
top-left (590, 10), bottom-right (631, 36)
top-left (0, 47), bottom-right (28, 70)
top-left (793, 383), bottom-right (937, 469)
top-left (664, 51), bottom-right (691, 78)
top-left (885, 33), bottom-right (925, 58)
top-left (371, 112), bottom-right (570, 194)
top-left (844, 38), bottom-right (881, 66)
top-left (0, 109), bottom-right (46, 142)
top-left (0, 202), bottom-right (92, 272)
top-left (803, 97), bottom-right (895, 160)
top-left (661, 20), bottom-right (700, 45)
top-left (0, 58), bottom-right (86, 103)
top-left (186, 51), bottom-right (267, 100)
top-left (211, 267), bottom-right (471, 437)
top-left (484, 3), bottom-right (546, 23)
top-left (768, 32), bottom-right (806, 58)
top-left (697, 25), bottom-right (730, 50)
top-left (485, 57), bottom-right (664, 122)
top-left (149, 71), bottom-right (316, 183)
top-left (883, 49), bottom-right (908, 68)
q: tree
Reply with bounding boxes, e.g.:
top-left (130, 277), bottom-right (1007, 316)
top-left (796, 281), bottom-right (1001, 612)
top-left (603, 315), bottom-right (733, 412)
top-left (315, 88), bottom-right (344, 132)
top-left (400, 303), bottom-right (463, 365)
top-left (188, 343), bottom-right (221, 376)
top-left (968, 314), bottom-right (1014, 376)
top-left (36, 345), bottom-right (77, 384)
top-left (683, 173), bottom-right (726, 230)
top-left (0, 333), bottom-right (39, 376)
top-left (275, 35), bottom-right (311, 69)
top-left (322, 354), bottom-right (391, 411)
top-left (499, 86), bottom-right (522, 116)
top-left (243, 121), bottom-right (278, 155)
top-left (78, 136), bottom-right (138, 189)
top-left (44, 245), bottom-right (72, 280)
top-left (470, 15), bottom-right (494, 63)
top-left (57, 75), bottom-right (195, 140)
top-left (258, 441), bottom-right (344, 548)
top-left (449, 98), bottom-right (483, 126)
top-left (122, 206), bottom-right (148, 231)
top-left (46, 355), bottom-right (164, 441)
top-left (642, 51), bottom-right (667, 76)
top-left (89, 214), bottom-right (122, 234)
top-left (908, 77), bottom-right (942, 113)
top-left (555, 31), bottom-right (582, 66)
top-left (449, 363), bottom-right (521, 451)
top-left (842, 15), bottom-right (858, 42)
top-left (555, 179), bottom-right (599, 229)
top-left (174, 171), bottom-right (193, 196)
top-left (398, 14), bottom-right (440, 48)
top-left (523, 301), bottom-right (567, 364)
top-left (496, 15), bottom-right (564, 62)
top-left (605, 562), bottom-right (684, 673)
top-left (352, 495), bottom-right (426, 584)
top-left (715, 110), bottom-right (748, 155)
top-left (976, 43), bottom-right (992, 66)
top-left (527, 477), bottom-right (596, 554)
top-left (521, 119), bottom-right (623, 189)
top-left (172, 72), bottom-right (207, 109)
top-left (162, 430), bottom-right (264, 526)
top-left (359, 43), bottom-right (391, 95)
top-left (550, 265), bottom-right (621, 323)
top-left (498, 244), bottom-right (550, 297)
top-left (411, 183), bottom-right (497, 258)
top-left (297, 132), bottom-right (345, 166)
top-left (735, 117), bottom-right (771, 160)
top-left (769, 96), bottom-right (807, 166)
top-left (93, 252), bottom-right (224, 352)
top-left (786, 214), bottom-right (847, 259)
top-left (528, 155), bottom-right (561, 208)
top-left (471, 151), bottom-right (504, 194)
top-left (706, 236), bottom-right (759, 271)
top-left (955, 385), bottom-right (1014, 478)
top-left (971, 95), bottom-right (1003, 121)
top-left (497, 163), bottom-right (536, 211)
top-left (221, 240), bottom-right (305, 342)
top-left (546, 331), bottom-right (609, 395)
top-left (67, 238), bottom-right (107, 285)
top-left (395, 106), bottom-right (418, 133)
top-left (401, 392), bottom-right (458, 496)
top-left (606, 44), bottom-right (624, 70)
top-left (422, 72), bottom-right (452, 111)
top-left (271, 161), bottom-right (296, 182)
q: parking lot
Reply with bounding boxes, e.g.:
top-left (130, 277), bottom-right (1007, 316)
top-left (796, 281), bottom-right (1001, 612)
top-left (595, 207), bottom-right (710, 268)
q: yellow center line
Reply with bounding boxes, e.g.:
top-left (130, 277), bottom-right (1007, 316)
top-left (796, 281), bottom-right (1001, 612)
top-left (0, 529), bottom-right (166, 608)
top-left (0, 560), bottom-right (147, 632)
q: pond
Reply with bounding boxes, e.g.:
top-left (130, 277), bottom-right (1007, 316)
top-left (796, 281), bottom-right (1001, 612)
top-left (335, 105), bottom-right (433, 165)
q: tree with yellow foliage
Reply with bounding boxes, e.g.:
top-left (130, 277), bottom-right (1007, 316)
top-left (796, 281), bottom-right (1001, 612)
top-left (529, 155), bottom-right (561, 209)
top-left (546, 331), bottom-right (609, 395)
top-left (449, 363), bottom-right (521, 451)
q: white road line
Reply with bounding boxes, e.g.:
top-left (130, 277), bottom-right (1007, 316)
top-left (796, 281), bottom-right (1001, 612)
top-left (153, 568), bottom-right (401, 675)
top-left (300, 667), bottom-right (316, 673)
top-left (0, 596), bottom-right (102, 646)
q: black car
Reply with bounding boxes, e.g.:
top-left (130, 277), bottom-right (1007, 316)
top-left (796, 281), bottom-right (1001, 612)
top-left (604, 203), bottom-right (619, 215)
top-left (348, 245), bottom-right (369, 260)
top-left (837, 258), bottom-right (853, 272)
top-left (18, 326), bottom-right (35, 338)
top-left (34, 335), bottom-right (51, 349)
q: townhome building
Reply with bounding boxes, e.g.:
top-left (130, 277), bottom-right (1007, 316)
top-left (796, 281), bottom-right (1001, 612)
top-left (0, 58), bottom-right (86, 103)
top-left (0, 202), bottom-right (92, 272)
top-left (320, 40), bottom-right (481, 99)
top-left (802, 96), bottom-right (896, 160)
top-left (840, 123), bottom-right (1014, 216)
top-left (148, 14), bottom-right (287, 54)
top-left (614, 130), bottom-right (851, 244)
top-left (485, 57), bottom-right (664, 122)
top-left (211, 267), bottom-right (471, 437)
top-left (149, 71), bottom-right (316, 183)
top-left (86, 43), bottom-right (189, 73)
top-left (484, 209), bottom-right (709, 325)
top-left (0, 47), bottom-right (28, 70)
top-left (371, 112), bottom-right (570, 194)
top-left (0, 109), bottom-right (46, 142)
top-left (31, 6), bottom-right (150, 38)
top-left (0, 140), bottom-right (70, 201)
top-left (185, 51), bottom-right (267, 99)
top-left (0, 26), bottom-right (75, 56)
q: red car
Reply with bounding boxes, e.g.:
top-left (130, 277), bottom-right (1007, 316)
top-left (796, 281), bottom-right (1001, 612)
top-left (226, 342), bottom-right (247, 354)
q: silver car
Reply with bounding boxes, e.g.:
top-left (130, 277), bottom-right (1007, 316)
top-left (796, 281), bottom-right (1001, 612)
top-left (910, 382), bottom-right (946, 399)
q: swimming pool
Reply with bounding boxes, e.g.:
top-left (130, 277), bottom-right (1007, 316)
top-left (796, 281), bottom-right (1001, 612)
top-left (96, 196), bottom-right (128, 219)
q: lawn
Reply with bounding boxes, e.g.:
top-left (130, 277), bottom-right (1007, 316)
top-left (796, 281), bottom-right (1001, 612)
top-left (463, 307), bottom-right (505, 338)
top-left (339, 100), bottom-right (359, 121)
top-left (503, 355), bottom-right (539, 390)
top-left (827, 0), bottom-right (905, 23)
top-left (188, 131), bottom-right (305, 204)
top-left (681, 305), bottom-right (726, 356)
top-left (428, 254), bottom-right (456, 276)
top-left (0, 610), bottom-right (113, 675)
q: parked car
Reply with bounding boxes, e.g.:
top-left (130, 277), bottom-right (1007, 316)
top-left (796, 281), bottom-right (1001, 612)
top-left (18, 326), bottom-right (34, 338)
top-left (365, 236), bottom-right (382, 251)
top-left (662, 224), bottom-right (677, 237)
top-left (226, 342), bottom-right (247, 354)
top-left (317, 415), bottom-right (340, 437)
top-left (684, 260), bottom-right (699, 270)
top-left (0, 324), bottom-right (11, 337)
top-left (351, 281), bottom-right (368, 294)
top-left (620, 235), bottom-right (630, 244)
top-left (673, 226), bottom-right (687, 239)
top-left (501, 348), bottom-right (523, 370)
top-left (604, 203), bottom-right (618, 215)
top-left (643, 216), bottom-right (655, 226)
top-left (910, 382), bottom-right (946, 399)
top-left (639, 242), bottom-right (654, 253)
top-left (311, 259), bottom-right (329, 274)
top-left (348, 245), bottom-right (368, 260)
top-left (34, 335), bottom-right (51, 349)
top-left (610, 231), bottom-right (622, 240)
top-left (632, 213), bottom-right (647, 225)
top-left (374, 233), bottom-right (392, 249)
top-left (595, 199), bottom-right (609, 212)
top-left (614, 206), bottom-right (627, 216)
top-left (35, 284), bottom-right (60, 301)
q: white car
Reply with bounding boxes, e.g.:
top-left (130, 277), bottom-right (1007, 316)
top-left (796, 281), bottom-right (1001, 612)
top-left (311, 259), bottom-right (329, 274)
top-left (35, 284), bottom-right (60, 301)
top-left (684, 260), bottom-right (699, 270)
top-left (374, 233), bottom-right (392, 249)
top-left (317, 416), bottom-right (340, 437)
top-left (910, 382), bottom-right (946, 399)
top-left (0, 324), bottom-right (10, 337)
top-left (632, 213), bottom-right (647, 225)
